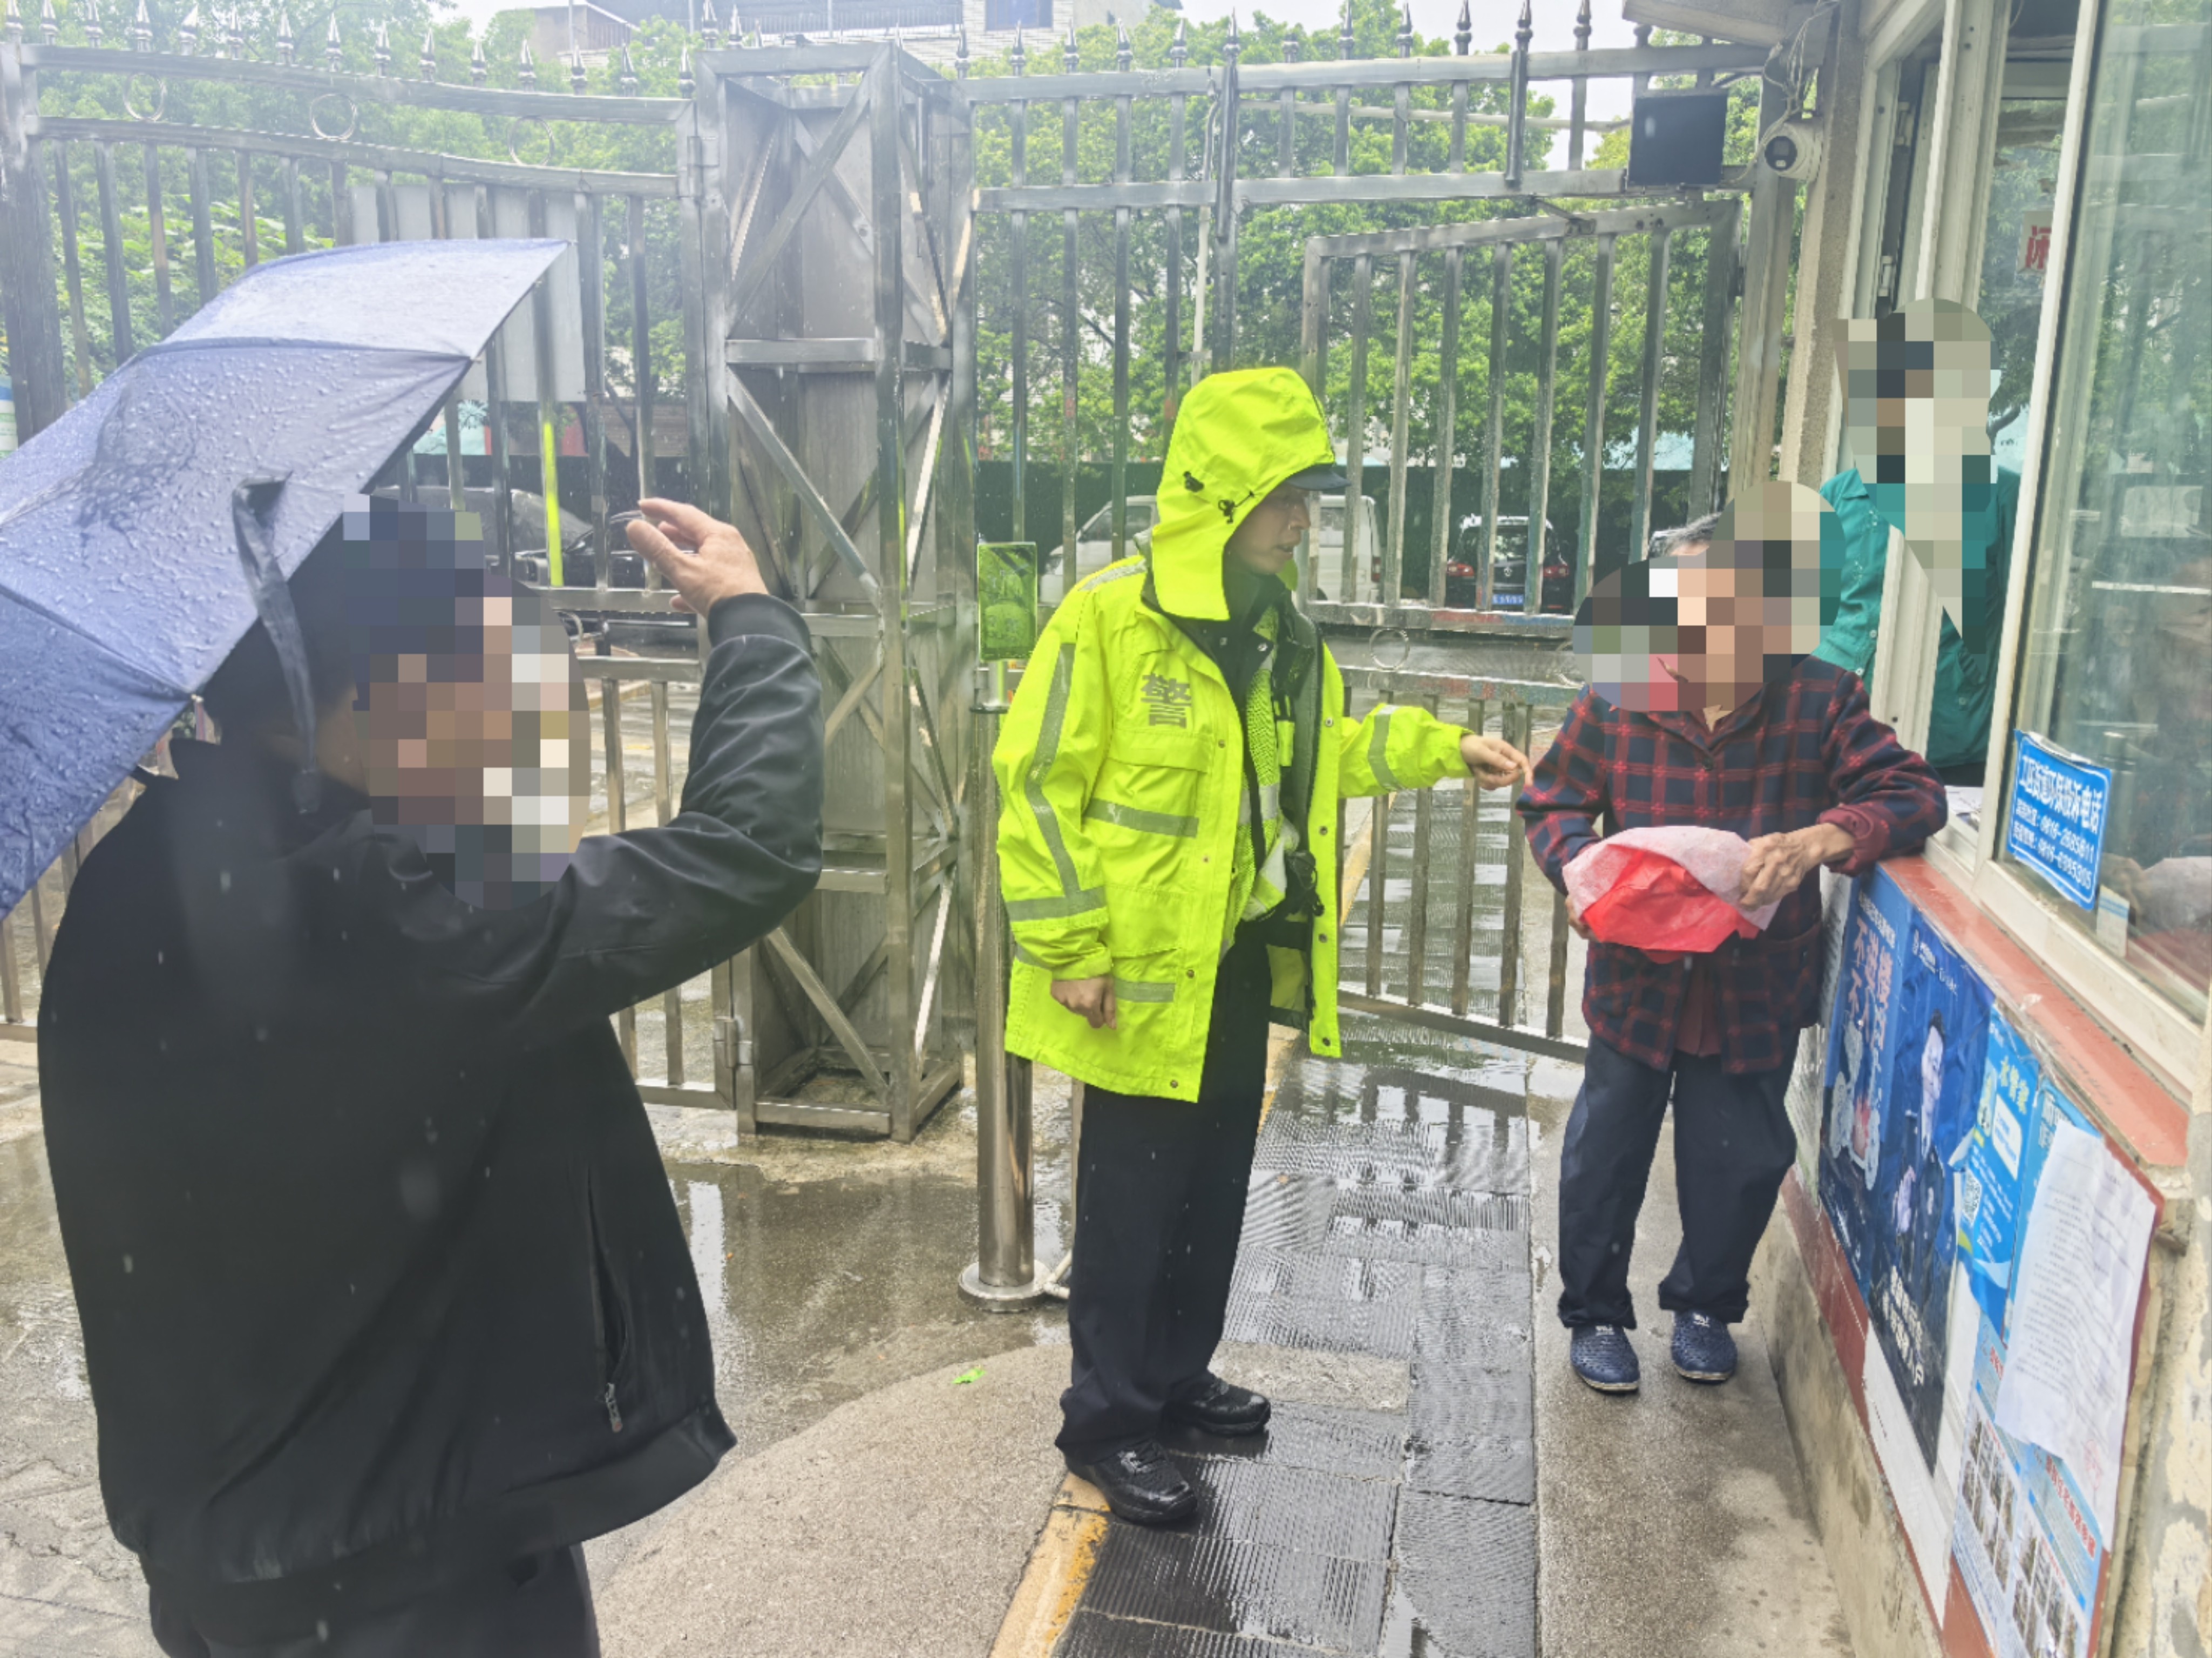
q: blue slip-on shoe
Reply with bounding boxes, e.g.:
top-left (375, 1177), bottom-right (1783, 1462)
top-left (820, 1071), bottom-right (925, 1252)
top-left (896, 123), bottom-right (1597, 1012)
top-left (1671, 1313), bottom-right (1739, 1384)
top-left (1569, 1324), bottom-right (1641, 1394)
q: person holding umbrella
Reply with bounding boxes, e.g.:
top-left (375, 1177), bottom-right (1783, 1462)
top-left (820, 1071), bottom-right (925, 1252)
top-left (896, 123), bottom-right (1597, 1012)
top-left (994, 366), bottom-right (1534, 1525)
top-left (7, 247), bottom-right (823, 1656)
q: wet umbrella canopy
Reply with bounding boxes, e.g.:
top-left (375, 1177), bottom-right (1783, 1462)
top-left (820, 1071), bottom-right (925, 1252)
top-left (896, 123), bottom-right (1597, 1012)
top-left (0, 239), bottom-right (564, 916)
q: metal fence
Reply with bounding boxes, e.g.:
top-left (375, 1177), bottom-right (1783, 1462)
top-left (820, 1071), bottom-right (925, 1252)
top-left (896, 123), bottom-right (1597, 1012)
top-left (0, 26), bottom-right (980, 1140)
top-left (3, 13), bottom-right (1819, 1126)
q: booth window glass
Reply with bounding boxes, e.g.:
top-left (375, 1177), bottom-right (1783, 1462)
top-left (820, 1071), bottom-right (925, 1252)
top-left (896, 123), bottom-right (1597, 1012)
top-left (2010, 0), bottom-right (2212, 1021)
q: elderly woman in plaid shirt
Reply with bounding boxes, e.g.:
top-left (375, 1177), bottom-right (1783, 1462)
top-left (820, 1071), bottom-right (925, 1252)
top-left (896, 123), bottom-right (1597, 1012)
top-left (1518, 492), bottom-right (1946, 1394)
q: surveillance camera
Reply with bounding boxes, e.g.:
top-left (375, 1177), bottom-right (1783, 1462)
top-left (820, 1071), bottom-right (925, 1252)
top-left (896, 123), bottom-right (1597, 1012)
top-left (1761, 118), bottom-right (1823, 182)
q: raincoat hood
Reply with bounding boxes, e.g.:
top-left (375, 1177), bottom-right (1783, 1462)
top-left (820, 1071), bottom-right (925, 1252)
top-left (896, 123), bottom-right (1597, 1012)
top-left (1150, 367), bottom-right (1338, 621)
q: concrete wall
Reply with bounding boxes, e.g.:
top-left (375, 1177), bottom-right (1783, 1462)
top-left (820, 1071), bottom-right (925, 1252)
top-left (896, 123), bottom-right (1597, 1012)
top-left (1750, 1202), bottom-right (1943, 1658)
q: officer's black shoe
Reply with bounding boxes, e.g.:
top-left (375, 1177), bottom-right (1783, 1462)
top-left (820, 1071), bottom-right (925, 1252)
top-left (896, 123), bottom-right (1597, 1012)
top-left (1163, 1375), bottom-right (1272, 1437)
top-left (1067, 1439), bottom-right (1198, 1526)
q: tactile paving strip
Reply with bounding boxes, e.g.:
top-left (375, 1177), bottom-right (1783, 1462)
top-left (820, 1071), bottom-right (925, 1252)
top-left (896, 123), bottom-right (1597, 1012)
top-left (1403, 1432), bottom-right (1537, 1506)
top-left (1057, 1614), bottom-right (1325, 1658)
top-left (1166, 1402), bottom-right (1407, 1482)
top-left (1383, 1491), bottom-right (1538, 1657)
top-left (1057, 1037), bottom-right (1542, 1657)
top-left (1161, 1459), bottom-right (1399, 1561)
top-left (1081, 1529), bottom-right (1392, 1653)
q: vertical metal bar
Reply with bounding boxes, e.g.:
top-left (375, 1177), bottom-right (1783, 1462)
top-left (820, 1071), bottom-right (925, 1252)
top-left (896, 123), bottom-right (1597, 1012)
top-left (1687, 207), bottom-right (1740, 520)
top-left (1111, 85), bottom-right (1131, 562)
top-left (185, 147), bottom-right (216, 311)
top-left (870, 51), bottom-right (916, 1141)
top-left (330, 160), bottom-right (352, 246)
top-left (1575, 231), bottom-right (1615, 609)
top-left (652, 683), bottom-right (682, 1079)
top-left (1406, 694), bottom-right (1434, 1004)
top-left (1010, 91), bottom-right (1028, 547)
top-left (628, 194), bottom-right (654, 503)
top-left (1429, 247), bottom-right (1462, 607)
top-left (27, 877), bottom-right (51, 975)
top-left (1213, 77), bottom-right (1239, 370)
top-left (1569, 0), bottom-right (1592, 170)
top-left (94, 141), bottom-right (134, 361)
top-left (1363, 732), bottom-right (1391, 998)
top-left (282, 155), bottom-right (303, 254)
top-left (375, 168), bottom-right (398, 244)
top-left (1629, 225), bottom-right (1672, 563)
top-left (1477, 241), bottom-right (1509, 610)
top-left (1545, 884), bottom-right (1571, 1038)
top-left (477, 187), bottom-right (517, 570)
top-left (1496, 701), bottom-right (1529, 1024)
top-left (1392, 77), bottom-right (1410, 175)
top-left (1298, 244), bottom-right (1326, 605)
top-left (1383, 250), bottom-right (1414, 607)
top-left (1163, 82), bottom-right (1184, 429)
top-left (1278, 74), bottom-right (1295, 176)
top-left (598, 670), bottom-right (639, 1071)
top-left (1333, 77), bottom-right (1351, 176)
top-left (1450, 697), bottom-right (1482, 1017)
top-left (236, 149), bottom-right (257, 268)
top-left (1504, 4), bottom-right (1531, 191)
top-left (579, 192), bottom-right (612, 602)
top-left (143, 142), bottom-right (173, 336)
top-left (1060, 82), bottom-right (1078, 593)
top-left (0, 907), bottom-right (20, 1024)
top-left (527, 191), bottom-right (565, 586)
top-left (1342, 254), bottom-right (1372, 601)
top-left (52, 141), bottom-right (94, 397)
top-left (965, 661), bottom-right (1039, 1302)
top-left (1450, 79), bottom-right (1469, 172)
top-left (1524, 236), bottom-right (1564, 609)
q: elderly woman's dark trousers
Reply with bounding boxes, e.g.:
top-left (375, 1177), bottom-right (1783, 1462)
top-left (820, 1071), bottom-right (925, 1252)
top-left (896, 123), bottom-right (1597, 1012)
top-left (1556, 1032), bottom-right (1800, 1330)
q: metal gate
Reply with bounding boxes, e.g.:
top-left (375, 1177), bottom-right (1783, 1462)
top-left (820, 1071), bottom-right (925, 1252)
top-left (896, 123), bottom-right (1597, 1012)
top-left (3, 10), bottom-right (1817, 1123)
top-left (0, 22), bottom-right (977, 1140)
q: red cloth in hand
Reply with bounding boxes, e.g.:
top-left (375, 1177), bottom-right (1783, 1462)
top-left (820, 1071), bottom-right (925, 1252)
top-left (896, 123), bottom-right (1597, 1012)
top-left (1578, 846), bottom-right (1763, 963)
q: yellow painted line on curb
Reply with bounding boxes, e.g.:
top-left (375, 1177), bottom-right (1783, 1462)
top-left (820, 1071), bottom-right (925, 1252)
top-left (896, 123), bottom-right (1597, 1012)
top-left (988, 1478), bottom-right (1111, 1658)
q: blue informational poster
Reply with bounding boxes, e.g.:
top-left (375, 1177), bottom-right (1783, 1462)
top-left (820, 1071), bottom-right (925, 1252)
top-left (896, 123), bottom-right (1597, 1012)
top-left (1955, 1013), bottom-right (2041, 1333)
top-left (1818, 869), bottom-right (1917, 1303)
top-left (1869, 919), bottom-right (1994, 1467)
top-left (2005, 734), bottom-right (2112, 911)
top-left (1950, 1081), bottom-right (2108, 1658)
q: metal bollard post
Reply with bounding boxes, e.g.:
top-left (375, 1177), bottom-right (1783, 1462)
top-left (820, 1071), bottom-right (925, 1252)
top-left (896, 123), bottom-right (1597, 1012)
top-left (960, 658), bottom-right (1048, 1309)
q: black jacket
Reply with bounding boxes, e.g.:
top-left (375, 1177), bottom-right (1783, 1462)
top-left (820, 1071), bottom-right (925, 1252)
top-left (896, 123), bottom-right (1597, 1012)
top-left (38, 593), bottom-right (822, 1643)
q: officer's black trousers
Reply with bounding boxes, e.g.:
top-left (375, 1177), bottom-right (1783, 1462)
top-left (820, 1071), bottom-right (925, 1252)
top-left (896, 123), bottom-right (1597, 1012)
top-left (1555, 1032), bottom-right (1800, 1331)
top-left (1057, 934), bottom-right (1274, 1460)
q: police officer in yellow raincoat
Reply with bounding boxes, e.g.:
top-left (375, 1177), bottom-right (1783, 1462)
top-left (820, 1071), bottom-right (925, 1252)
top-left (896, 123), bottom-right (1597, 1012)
top-left (993, 368), bottom-right (1532, 1524)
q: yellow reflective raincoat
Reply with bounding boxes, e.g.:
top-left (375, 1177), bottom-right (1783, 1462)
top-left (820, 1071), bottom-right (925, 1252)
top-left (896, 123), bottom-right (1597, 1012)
top-left (992, 368), bottom-right (1473, 1100)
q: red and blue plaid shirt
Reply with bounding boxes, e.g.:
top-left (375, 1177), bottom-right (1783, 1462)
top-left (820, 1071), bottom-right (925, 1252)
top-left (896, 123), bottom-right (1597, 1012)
top-left (1518, 658), bottom-right (1946, 1074)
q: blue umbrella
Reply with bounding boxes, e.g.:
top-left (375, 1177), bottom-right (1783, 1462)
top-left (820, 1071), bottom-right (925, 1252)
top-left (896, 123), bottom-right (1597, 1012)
top-left (0, 239), bottom-right (564, 915)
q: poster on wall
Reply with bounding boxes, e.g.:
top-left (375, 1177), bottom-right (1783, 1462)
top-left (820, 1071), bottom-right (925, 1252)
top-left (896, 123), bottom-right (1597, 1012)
top-left (1814, 870), bottom-right (2158, 1658)
top-left (1946, 1066), bottom-right (2154, 1658)
top-left (1817, 868), bottom-right (1992, 1467)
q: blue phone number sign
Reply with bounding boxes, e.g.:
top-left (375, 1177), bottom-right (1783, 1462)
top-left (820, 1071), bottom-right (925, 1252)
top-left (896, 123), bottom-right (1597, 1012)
top-left (2005, 733), bottom-right (2112, 910)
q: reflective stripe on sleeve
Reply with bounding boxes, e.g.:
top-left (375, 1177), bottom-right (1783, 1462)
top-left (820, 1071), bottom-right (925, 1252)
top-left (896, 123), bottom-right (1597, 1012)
top-left (1005, 889), bottom-right (1109, 923)
top-left (1083, 799), bottom-right (1200, 838)
top-left (1368, 705), bottom-right (1402, 791)
top-left (1020, 643), bottom-right (1092, 907)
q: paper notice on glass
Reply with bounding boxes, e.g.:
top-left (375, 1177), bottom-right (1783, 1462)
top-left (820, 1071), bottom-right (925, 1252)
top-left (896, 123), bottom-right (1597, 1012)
top-left (1991, 1120), bottom-right (2154, 1539)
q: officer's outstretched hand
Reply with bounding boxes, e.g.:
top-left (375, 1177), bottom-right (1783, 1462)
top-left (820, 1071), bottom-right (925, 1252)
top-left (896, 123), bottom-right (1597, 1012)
top-left (1053, 976), bottom-right (1117, 1030)
top-left (1461, 732), bottom-right (1535, 792)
